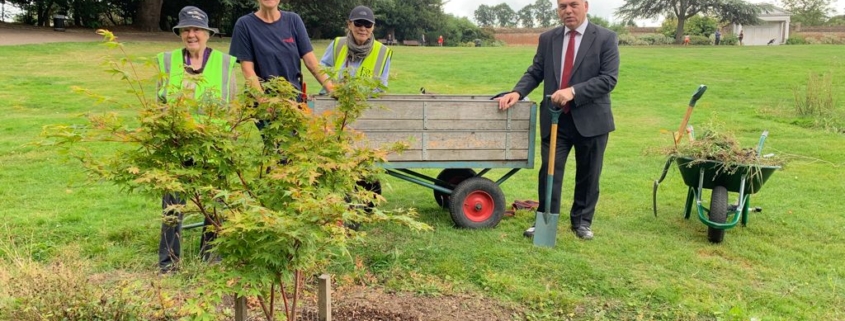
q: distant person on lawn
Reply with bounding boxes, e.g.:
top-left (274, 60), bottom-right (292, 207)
top-left (155, 6), bottom-right (237, 274)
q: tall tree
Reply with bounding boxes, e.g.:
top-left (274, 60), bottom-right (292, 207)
top-left (286, 0), bottom-right (349, 39)
top-left (588, 13), bottom-right (609, 28)
top-left (134, 0), bottom-right (161, 31)
top-left (375, 0), bottom-right (444, 41)
top-left (615, 0), bottom-right (771, 43)
top-left (8, 0), bottom-right (55, 26)
top-left (517, 4), bottom-right (536, 28)
top-left (492, 3), bottom-right (516, 27)
top-left (533, 0), bottom-right (555, 27)
top-left (780, 0), bottom-right (833, 26)
top-left (474, 4), bottom-right (496, 27)
top-left (828, 14), bottom-right (845, 25)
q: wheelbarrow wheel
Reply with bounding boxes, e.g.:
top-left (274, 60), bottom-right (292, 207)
top-left (708, 185), bottom-right (728, 243)
top-left (449, 177), bottom-right (505, 229)
top-left (434, 168), bottom-right (476, 208)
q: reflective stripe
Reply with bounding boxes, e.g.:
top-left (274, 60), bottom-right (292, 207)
top-left (330, 38), bottom-right (391, 81)
top-left (372, 44), bottom-right (390, 77)
top-left (158, 51), bottom-right (173, 100)
top-left (333, 37), bottom-right (347, 63)
top-left (221, 54), bottom-right (231, 100)
top-left (163, 51), bottom-right (172, 74)
top-left (156, 49), bottom-right (234, 102)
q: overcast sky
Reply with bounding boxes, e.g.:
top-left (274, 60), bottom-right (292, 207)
top-left (443, 0), bottom-right (845, 27)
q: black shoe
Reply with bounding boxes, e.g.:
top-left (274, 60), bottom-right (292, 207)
top-left (523, 226), bottom-right (535, 237)
top-left (572, 226), bottom-right (594, 240)
top-left (344, 221), bottom-right (361, 231)
top-left (158, 265), bottom-right (178, 275)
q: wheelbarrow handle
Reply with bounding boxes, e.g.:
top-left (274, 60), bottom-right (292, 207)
top-left (756, 130), bottom-right (769, 155)
top-left (689, 85), bottom-right (707, 108)
top-left (653, 156), bottom-right (675, 217)
top-left (675, 85), bottom-right (708, 145)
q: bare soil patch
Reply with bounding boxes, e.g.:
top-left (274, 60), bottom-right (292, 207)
top-left (296, 285), bottom-right (520, 321)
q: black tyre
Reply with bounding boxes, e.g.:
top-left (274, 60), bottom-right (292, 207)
top-left (448, 177), bottom-right (505, 229)
top-left (346, 180), bottom-right (382, 231)
top-left (434, 168), bottom-right (476, 208)
top-left (708, 185), bottom-right (728, 243)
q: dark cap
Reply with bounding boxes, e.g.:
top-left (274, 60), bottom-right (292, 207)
top-left (172, 6), bottom-right (218, 36)
top-left (348, 5), bottom-right (375, 23)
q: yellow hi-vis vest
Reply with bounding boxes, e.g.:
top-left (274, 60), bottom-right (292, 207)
top-left (156, 49), bottom-right (236, 103)
top-left (331, 38), bottom-right (392, 80)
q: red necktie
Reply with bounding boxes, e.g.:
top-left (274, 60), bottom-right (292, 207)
top-left (560, 30), bottom-right (577, 113)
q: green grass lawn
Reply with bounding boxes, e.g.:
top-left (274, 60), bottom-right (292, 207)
top-left (1, 37), bottom-right (844, 320)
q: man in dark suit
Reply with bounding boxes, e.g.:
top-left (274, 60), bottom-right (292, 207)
top-left (496, 0), bottom-right (619, 240)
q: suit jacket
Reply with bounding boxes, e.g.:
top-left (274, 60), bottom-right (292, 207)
top-left (512, 22), bottom-right (619, 139)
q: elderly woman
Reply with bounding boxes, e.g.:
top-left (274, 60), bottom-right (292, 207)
top-left (156, 6), bottom-right (237, 274)
top-left (320, 5), bottom-right (393, 90)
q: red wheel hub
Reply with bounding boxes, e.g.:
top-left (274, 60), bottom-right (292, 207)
top-left (461, 190), bottom-right (494, 222)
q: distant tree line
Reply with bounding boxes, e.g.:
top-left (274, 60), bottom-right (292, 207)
top-left (470, 0), bottom-right (843, 40)
top-left (5, 0), bottom-right (494, 44)
top-left (474, 0), bottom-right (557, 28)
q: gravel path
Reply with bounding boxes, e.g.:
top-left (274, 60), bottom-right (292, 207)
top-left (0, 23), bottom-right (176, 46)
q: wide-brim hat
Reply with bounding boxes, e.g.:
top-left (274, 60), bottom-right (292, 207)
top-left (172, 6), bottom-right (218, 36)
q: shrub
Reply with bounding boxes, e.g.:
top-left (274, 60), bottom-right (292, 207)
top-left (484, 39), bottom-right (506, 47)
top-left (685, 15), bottom-right (719, 37)
top-left (720, 35), bottom-right (739, 46)
top-left (786, 35), bottom-right (807, 45)
top-left (43, 30), bottom-right (429, 321)
top-left (793, 72), bottom-right (835, 117)
top-left (618, 34), bottom-right (648, 46)
top-left (790, 71), bottom-right (843, 132)
top-left (659, 18), bottom-right (679, 39)
top-left (689, 35), bottom-right (711, 45)
top-left (637, 33), bottom-right (674, 45)
top-left (0, 248), bottom-right (186, 321)
top-left (819, 34), bottom-right (844, 44)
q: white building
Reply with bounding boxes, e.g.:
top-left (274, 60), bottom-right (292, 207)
top-left (734, 7), bottom-right (792, 45)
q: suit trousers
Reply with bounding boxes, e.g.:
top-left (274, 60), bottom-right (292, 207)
top-left (536, 111), bottom-right (608, 229)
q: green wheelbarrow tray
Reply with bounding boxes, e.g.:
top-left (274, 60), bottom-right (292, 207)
top-left (675, 156), bottom-right (780, 232)
top-left (675, 157), bottom-right (779, 195)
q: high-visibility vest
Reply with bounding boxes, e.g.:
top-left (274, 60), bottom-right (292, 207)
top-left (331, 38), bottom-right (392, 80)
top-left (156, 49), bottom-right (236, 102)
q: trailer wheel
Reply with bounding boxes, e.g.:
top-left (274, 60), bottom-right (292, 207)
top-left (434, 168), bottom-right (476, 208)
top-left (708, 185), bottom-right (728, 243)
top-left (449, 177), bottom-right (505, 229)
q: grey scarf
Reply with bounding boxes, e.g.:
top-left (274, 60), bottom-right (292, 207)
top-left (345, 30), bottom-right (373, 62)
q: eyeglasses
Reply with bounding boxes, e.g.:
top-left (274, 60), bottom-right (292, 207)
top-left (352, 20), bottom-right (374, 28)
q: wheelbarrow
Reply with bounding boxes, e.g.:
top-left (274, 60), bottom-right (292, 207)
top-left (653, 131), bottom-right (780, 243)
